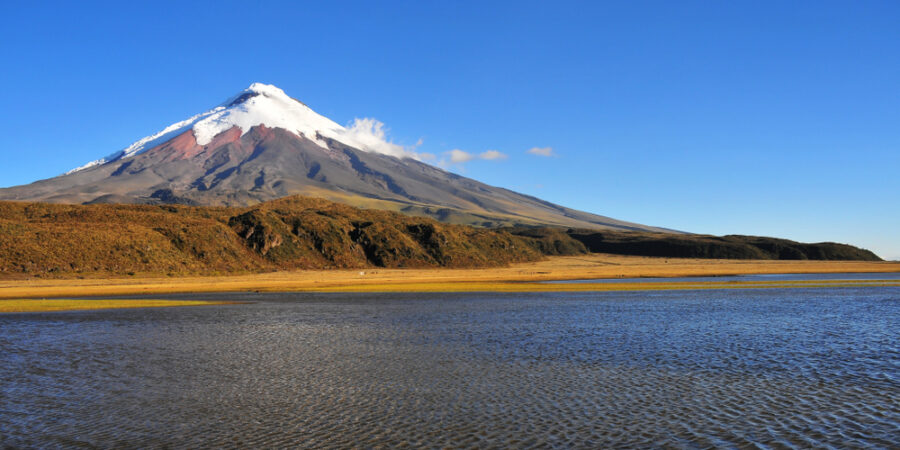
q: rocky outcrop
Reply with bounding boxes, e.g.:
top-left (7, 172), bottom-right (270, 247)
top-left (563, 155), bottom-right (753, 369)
top-left (563, 230), bottom-right (882, 261)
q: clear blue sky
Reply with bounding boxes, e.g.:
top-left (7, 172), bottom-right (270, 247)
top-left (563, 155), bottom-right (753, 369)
top-left (1, 1), bottom-right (898, 259)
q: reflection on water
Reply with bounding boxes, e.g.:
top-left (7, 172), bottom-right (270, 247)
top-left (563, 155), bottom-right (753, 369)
top-left (1, 288), bottom-right (898, 447)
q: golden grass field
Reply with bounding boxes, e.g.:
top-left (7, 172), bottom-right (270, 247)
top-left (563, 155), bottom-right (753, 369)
top-left (2, 254), bottom-right (899, 313)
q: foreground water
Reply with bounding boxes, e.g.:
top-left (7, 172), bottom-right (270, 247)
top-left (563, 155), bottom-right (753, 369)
top-left (2, 288), bottom-right (898, 448)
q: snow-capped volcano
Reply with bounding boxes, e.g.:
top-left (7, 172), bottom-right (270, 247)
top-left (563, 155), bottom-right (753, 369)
top-left (0, 83), bottom-right (666, 232)
top-left (70, 83), bottom-right (414, 174)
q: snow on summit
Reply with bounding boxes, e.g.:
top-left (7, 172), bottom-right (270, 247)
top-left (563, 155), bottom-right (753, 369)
top-left (68, 83), bottom-right (415, 174)
top-left (191, 83), bottom-right (344, 148)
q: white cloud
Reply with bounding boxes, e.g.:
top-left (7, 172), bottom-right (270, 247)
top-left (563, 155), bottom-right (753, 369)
top-left (527, 146), bottom-right (556, 157)
top-left (339, 118), bottom-right (424, 160)
top-left (444, 149), bottom-right (509, 164)
top-left (479, 150), bottom-right (507, 160)
top-left (447, 149), bottom-right (475, 163)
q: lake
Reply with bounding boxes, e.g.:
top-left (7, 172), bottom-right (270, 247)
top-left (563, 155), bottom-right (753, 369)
top-left (543, 271), bottom-right (900, 283)
top-left (2, 287), bottom-right (898, 448)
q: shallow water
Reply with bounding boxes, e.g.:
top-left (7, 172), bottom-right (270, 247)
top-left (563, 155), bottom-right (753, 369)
top-left (2, 288), bottom-right (898, 448)
top-left (543, 271), bottom-right (900, 283)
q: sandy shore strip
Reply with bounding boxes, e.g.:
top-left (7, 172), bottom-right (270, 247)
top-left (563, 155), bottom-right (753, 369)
top-left (1, 254), bottom-right (898, 300)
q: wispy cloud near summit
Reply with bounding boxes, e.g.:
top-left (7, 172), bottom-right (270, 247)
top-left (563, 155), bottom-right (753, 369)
top-left (343, 118), bottom-right (423, 160)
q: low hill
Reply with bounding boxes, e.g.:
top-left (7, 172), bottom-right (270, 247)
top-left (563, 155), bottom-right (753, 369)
top-left (0, 196), bottom-right (567, 278)
top-left (561, 229), bottom-right (882, 261)
top-left (0, 196), bottom-right (880, 279)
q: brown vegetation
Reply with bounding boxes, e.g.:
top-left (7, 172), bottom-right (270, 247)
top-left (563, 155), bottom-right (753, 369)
top-left (0, 196), bottom-right (883, 280)
top-left (563, 229), bottom-right (882, 261)
top-left (0, 196), bottom-right (550, 278)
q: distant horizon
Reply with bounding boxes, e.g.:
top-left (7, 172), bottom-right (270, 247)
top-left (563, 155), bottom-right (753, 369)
top-left (1, 1), bottom-right (897, 258)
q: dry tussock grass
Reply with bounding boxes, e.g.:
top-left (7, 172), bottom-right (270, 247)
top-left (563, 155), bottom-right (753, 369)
top-left (1, 254), bottom-right (896, 300)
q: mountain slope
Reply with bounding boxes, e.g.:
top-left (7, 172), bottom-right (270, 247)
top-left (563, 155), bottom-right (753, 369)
top-left (0, 83), bottom-right (665, 231)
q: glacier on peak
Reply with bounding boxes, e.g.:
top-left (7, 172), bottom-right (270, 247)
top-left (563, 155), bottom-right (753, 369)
top-left (67, 83), bottom-right (418, 174)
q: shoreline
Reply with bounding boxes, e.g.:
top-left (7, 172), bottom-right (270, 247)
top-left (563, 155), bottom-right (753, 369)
top-left (1, 255), bottom-right (897, 305)
top-left (5, 279), bottom-right (899, 314)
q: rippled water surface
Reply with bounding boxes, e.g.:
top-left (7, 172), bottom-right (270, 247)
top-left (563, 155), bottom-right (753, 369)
top-left (2, 288), bottom-right (898, 448)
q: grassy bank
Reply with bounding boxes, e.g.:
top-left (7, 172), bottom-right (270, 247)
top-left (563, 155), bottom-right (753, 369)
top-left (1, 254), bottom-right (897, 300)
top-left (0, 197), bottom-right (882, 281)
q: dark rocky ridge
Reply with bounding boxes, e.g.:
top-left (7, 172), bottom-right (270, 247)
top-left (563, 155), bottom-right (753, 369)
top-left (0, 197), bottom-right (880, 279)
top-left (0, 196), bottom-right (553, 278)
top-left (558, 229), bottom-right (882, 261)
